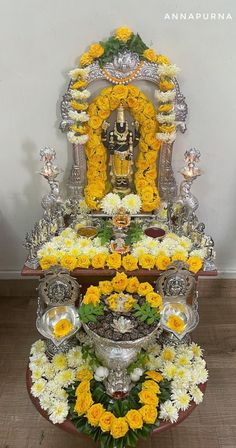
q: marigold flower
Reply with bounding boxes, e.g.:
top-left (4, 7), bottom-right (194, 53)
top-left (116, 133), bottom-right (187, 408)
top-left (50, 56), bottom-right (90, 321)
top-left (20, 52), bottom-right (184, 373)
top-left (71, 79), bottom-right (88, 90)
top-left (159, 79), bottom-right (175, 92)
top-left (115, 26), bottom-right (133, 42)
top-left (89, 43), bottom-right (104, 58)
top-left (156, 54), bottom-right (171, 65)
top-left (143, 48), bottom-right (157, 63)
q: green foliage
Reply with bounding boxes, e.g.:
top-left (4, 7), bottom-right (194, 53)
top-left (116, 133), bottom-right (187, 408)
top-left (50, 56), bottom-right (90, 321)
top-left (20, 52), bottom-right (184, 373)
top-left (127, 350), bottom-right (148, 374)
top-left (98, 32), bottom-right (148, 67)
top-left (133, 303), bottom-right (160, 325)
top-left (81, 344), bottom-right (100, 370)
top-left (125, 221), bottom-right (143, 245)
top-left (78, 303), bottom-right (104, 324)
top-left (97, 219), bottom-right (113, 245)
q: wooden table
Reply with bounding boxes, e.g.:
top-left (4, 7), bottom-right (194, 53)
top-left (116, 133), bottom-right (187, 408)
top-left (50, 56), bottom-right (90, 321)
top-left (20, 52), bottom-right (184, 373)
top-left (26, 367), bottom-right (207, 437)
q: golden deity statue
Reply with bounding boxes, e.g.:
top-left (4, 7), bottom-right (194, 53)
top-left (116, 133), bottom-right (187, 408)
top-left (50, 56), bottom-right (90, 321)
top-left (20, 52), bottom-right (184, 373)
top-left (101, 101), bottom-right (140, 194)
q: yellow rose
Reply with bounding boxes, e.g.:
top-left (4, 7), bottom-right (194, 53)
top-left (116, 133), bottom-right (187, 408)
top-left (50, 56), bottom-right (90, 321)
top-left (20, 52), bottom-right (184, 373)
top-left (107, 293), bottom-right (119, 311)
top-left (126, 409), bottom-right (143, 430)
top-left (126, 276), bottom-right (140, 293)
top-left (144, 151), bottom-right (158, 164)
top-left (146, 292), bottom-right (162, 308)
top-left (76, 368), bottom-right (93, 382)
top-left (75, 380), bottom-right (90, 396)
top-left (80, 52), bottom-right (93, 66)
top-left (111, 272), bottom-right (128, 292)
top-left (156, 254), bottom-right (171, 271)
top-left (139, 389), bottom-right (159, 406)
top-left (91, 253), bottom-right (107, 269)
top-left (142, 380), bottom-right (161, 394)
top-left (99, 280), bottom-right (113, 295)
top-left (141, 186), bottom-right (154, 202)
top-left (115, 26), bottom-right (133, 42)
top-left (187, 256), bottom-right (203, 273)
top-left (40, 255), bottom-right (58, 270)
top-left (96, 95), bottom-right (110, 110)
top-left (166, 314), bottom-right (185, 333)
top-left (156, 54), bottom-right (171, 65)
top-left (83, 292), bottom-right (100, 305)
top-left (88, 115), bottom-right (103, 130)
top-left (145, 370), bottom-right (163, 382)
top-left (122, 254), bottom-right (138, 271)
top-left (86, 134), bottom-right (100, 147)
top-left (53, 318), bottom-right (73, 338)
top-left (172, 252), bottom-right (188, 263)
top-left (138, 282), bottom-right (154, 296)
top-left (98, 109), bottom-right (110, 120)
top-left (159, 79), bottom-right (175, 92)
top-left (139, 254), bottom-right (155, 270)
top-left (89, 43), bottom-right (104, 58)
top-left (86, 403), bottom-right (105, 427)
top-left (106, 252), bottom-right (122, 269)
top-left (143, 48), bottom-right (157, 63)
top-left (143, 103), bottom-right (156, 117)
top-left (139, 405), bottom-right (158, 424)
top-left (74, 392), bottom-right (93, 416)
top-left (128, 85), bottom-right (140, 97)
top-left (110, 416), bottom-right (129, 439)
top-left (76, 255), bottom-right (90, 269)
top-left (110, 95), bottom-right (120, 110)
top-left (99, 411), bottom-right (115, 432)
top-left (88, 103), bottom-right (99, 116)
top-left (112, 84), bottom-right (128, 99)
top-left (60, 254), bottom-right (77, 271)
top-left (127, 96), bottom-right (139, 109)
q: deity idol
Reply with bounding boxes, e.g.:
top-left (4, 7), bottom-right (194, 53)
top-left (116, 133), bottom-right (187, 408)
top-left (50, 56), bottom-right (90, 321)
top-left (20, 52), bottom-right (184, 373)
top-left (101, 101), bottom-right (140, 194)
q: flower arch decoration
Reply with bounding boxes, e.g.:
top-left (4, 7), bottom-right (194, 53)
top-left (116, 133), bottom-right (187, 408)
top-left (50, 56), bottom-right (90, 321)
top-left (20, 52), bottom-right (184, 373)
top-left (60, 26), bottom-right (188, 206)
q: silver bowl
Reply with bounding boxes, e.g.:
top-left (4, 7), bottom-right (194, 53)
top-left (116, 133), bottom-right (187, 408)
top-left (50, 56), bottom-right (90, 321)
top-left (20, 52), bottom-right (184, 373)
top-left (36, 305), bottom-right (81, 347)
top-left (160, 302), bottom-right (199, 340)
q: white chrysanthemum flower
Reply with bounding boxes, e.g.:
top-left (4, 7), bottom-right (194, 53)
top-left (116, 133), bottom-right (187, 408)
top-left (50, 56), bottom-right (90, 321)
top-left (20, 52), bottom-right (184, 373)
top-left (101, 193), bottom-right (122, 215)
top-left (69, 89), bottom-right (91, 100)
top-left (31, 367), bottom-right (44, 382)
top-left (52, 354), bottom-right (68, 372)
top-left (189, 248), bottom-right (207, 258)
top-left (68, 67), bottom-right (89, 80)
top-left (157, 113), bottom-right (176, 124)
top-left (49, 400), bottom-right (69, 424)
top-left (195, 367), bottom-right (208, 384)
top-left (29, 353), bottom-right (48, 370)
top-left (175, 354), bottom-right (192, 367)
top-left (66, 347), bottom-right (83, 368)
top-left (189, 385), bottom-right (203, 404)
top-left (178, 236), bottom-right (192, 251)
top-left (146, 354), bottom-right (163, 371)
top-left (52, 387), bottom-right (68, 401)
top-left (131, 246), bottom-right (146, 258)
top-left (161, 361), bottom-right (177, 380)
top-left (68, 110), bottom-right (83, 122)
top-left (122, 194), bottom-right (142, 214)
top-left (78, 198), bottom-right (90, 213)
top-left (39, 392), bottom-right (54, 411)
top-left (147, 344), bottom-right (162, 356)
top-left (60, 228), bottom-right (76, 239)
top-left (190, 342), bottom-right (203, 358)
top-left (31, 378), bottom-right (47, 398)
top-left (55, 369), bottom-right (76, 387)
top-left (45, 380), bottom-right (60, 395)
top-left (159, 400), bottom-right (179, 423)
top-left (43, 363), bottom-right (56, 380)
top-left (30, 339), bottom-right (46, 355)
top-left (171, 389), bottom-right (191, 411)
top-left (155, 90), bottom-right (176, 102)
top-left (156, 131), bottom-right (176, 143)
top-left (161, 346), bottom-right (176, 362)
top-left (67, 131), bottom-right (89, 145)
top-left (157, 64), bottom-right (180, 77)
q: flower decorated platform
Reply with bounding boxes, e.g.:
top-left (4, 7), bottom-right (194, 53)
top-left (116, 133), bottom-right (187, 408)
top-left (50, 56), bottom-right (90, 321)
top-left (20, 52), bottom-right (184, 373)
top-left (23, 26), bottom-right (215, 447)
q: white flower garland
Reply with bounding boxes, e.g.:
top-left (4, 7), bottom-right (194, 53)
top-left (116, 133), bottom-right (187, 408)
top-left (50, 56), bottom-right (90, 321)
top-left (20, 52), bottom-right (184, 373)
top-left (29, 339), bottom-right (207, 425)
top-left (101, 193), bottom-right (142, 215)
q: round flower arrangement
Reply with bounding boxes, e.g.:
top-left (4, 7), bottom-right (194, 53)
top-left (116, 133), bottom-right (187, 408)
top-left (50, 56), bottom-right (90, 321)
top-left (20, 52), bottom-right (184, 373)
top-left (29, 338), bottom-right (208, 447)
top-left (78, 273), bottom-right (163, 342)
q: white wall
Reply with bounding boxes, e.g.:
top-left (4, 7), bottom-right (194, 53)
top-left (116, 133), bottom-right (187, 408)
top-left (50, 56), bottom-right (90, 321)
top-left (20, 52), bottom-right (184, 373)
top-left (0, 0), bottom-right (235, 276)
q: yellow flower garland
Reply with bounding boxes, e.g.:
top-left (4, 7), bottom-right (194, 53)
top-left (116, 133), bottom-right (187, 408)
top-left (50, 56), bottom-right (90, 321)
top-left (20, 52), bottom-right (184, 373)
top-left (84, 84), bottom-right (161, 212)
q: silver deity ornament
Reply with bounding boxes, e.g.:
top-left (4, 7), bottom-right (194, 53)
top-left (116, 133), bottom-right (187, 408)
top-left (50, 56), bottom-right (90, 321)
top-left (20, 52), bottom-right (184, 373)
top-left (83, 323), bottom-right (158, 397)
top-left (178, 148), bottom-right (202, 235)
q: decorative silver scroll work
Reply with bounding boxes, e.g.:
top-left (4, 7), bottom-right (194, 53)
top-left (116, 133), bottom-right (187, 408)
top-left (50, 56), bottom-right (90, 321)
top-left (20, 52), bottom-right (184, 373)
top-left (59, 51), bottom-right (188, 203)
